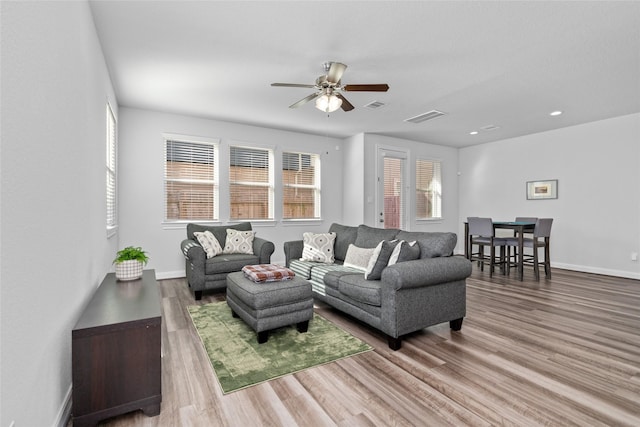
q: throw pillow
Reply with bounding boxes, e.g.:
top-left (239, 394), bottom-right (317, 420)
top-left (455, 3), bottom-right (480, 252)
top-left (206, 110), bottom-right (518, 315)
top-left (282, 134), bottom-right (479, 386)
top-left (343, 244), bottom-right (376, 272)
top-left (301, 232), bottom-right (336, 263)
top-left (388, 240), bottom-right (420, 265)
top-left (365, 240), bottom-right (401, 280)
top-left (194, 230), bottom-right (223, 259)
top-left (417, 232), bottom-right (457, 258)
top-left (222, 228), bottom-right (255, 255)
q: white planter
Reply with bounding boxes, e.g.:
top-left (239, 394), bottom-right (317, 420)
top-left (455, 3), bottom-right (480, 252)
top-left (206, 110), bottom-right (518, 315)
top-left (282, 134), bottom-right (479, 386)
top-left (115, 260), bottom-right (144, 281)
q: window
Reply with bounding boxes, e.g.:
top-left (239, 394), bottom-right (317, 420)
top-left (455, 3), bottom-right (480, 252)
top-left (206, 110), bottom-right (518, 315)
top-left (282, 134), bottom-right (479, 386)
top-left (229, 145), bottom-right (274, 220)
top-left (416, 159), bottom-right (442, 219)
top-left (282, 152), bottom-right (321, 220)
top-left (106, 103), bottom-right (117, 234)
top-left (164, 136), bottom-right (219, 221)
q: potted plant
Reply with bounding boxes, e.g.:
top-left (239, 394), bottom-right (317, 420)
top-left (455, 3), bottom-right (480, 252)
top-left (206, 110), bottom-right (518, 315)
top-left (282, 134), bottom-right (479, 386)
top-left (113, 246), bottom-right (149, 281)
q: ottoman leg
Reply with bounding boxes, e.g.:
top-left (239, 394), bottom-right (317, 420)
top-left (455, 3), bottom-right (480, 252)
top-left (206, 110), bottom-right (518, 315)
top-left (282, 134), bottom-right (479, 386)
top-left (296, 320), bottom-right (309, 333)
top-left (257, 331), bottom-right (269, 344)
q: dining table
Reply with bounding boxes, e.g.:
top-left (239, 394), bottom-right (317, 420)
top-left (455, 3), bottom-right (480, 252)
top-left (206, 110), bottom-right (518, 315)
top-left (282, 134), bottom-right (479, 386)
top-left (464, 220), bottom-right (536, 281)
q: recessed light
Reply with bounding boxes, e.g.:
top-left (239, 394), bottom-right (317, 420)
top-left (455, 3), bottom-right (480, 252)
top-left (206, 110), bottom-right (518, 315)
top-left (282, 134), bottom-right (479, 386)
top-left (469, 131), bottom-right (478, 135)
top-left (550, 110), bottom-right (563, 116)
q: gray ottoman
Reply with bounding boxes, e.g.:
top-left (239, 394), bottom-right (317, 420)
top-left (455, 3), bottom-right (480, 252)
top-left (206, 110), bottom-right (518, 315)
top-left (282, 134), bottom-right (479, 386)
top-left (226, 271), bottom-right (313, 343)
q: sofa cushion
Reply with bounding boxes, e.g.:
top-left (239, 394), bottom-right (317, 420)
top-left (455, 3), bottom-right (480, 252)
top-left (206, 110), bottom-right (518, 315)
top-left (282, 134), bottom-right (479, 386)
top-left (396, 231), bottom-right (457, 258)
top-left (205, 253), bottom-right (260, 275)
top-left (329, 223), bottom-right (359, 261)
top-left (343, 244), bottom-right (375, 272)
top-left (354, 224), bottom-right (400, 248)
top-left (188, 222), bottom-right (252, 248)
top-left (289, 259), bottom-right (315, 279)
top-left (301, 232), bottom-right (336, 263)
top-left (223, 229), bottom-right (256, 254)
top-left (323, 269), bottom-right (363, 290)
top-left (365, 240), bottom-right (401, 280)
top-left (338, 275), bottom-right (382, 306)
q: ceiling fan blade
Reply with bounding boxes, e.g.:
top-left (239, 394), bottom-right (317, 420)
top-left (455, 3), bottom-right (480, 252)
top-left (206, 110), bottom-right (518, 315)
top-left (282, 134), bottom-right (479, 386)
top-left (343, 84), bottom-right (390, 92)
top-left (327, 62), bottom-right (347, 84)
top-left (272, 83), bottom-right (316, 88)
top-left (289, 92), bottom-right (319, 109)
top-left (336, 94), bottom-right (354, 111)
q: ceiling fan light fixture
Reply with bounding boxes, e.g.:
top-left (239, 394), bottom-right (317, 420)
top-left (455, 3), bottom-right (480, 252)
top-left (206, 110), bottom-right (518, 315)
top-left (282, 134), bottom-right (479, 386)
top-left (315, 93), bottom-right (342, 113)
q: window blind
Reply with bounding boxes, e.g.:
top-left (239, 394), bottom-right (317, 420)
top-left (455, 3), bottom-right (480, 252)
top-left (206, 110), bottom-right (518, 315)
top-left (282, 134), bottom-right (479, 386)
top-left (416, 159), bottom-right (442, 219)
top-left (106, 103), bottom-right (117, 230)
top-left (164, 138), bottom-right (218, 221)
top-left (282, 152), bottom-right (320, 219)
top-left (229, 145), bottom-right (274, 220)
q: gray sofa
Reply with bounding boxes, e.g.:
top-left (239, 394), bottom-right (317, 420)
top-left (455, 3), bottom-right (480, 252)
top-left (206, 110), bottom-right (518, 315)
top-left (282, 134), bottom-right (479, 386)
top-left (181, 222), bottom-right (275, 300)
top-left (284, 223), bottom-right (472, 350)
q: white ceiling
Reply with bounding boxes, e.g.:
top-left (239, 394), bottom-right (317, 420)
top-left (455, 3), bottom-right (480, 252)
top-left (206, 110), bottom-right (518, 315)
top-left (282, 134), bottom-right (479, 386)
top-left (89, 1), bottom-right (640, 148)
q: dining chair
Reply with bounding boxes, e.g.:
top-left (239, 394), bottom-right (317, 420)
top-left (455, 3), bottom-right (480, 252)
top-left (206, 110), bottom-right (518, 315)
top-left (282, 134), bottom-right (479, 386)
top-left (506, 218), bottom-right (553, 280)
top-left (467, 217), bottom-right (508, 277)
top-left (512, 216), bottom-right (537, 238)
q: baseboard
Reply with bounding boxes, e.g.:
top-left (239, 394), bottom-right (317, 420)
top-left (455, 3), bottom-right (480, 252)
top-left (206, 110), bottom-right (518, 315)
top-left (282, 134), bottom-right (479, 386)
top-left (156, 270), bottom-right (186, 280)
top-left (454, 249), bottom-right (640, 280)
top-left (552, 262), bottom-right (640, 280)
top-left (54, 385), bottom-right (73, 427)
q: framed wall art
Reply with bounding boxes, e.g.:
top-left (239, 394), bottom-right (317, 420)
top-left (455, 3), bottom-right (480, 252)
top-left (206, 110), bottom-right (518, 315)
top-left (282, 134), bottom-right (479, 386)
top-left (526, 179), bottom-right (558, 200)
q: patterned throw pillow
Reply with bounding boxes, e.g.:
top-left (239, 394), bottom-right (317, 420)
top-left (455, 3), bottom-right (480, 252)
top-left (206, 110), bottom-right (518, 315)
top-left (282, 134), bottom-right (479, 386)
top-left (365, 240), bottom-right (401, 280)
top-left (194, 230), bottom-right (223, 259)
top-left (222, 229), bottom-right (255, 255)
top-left (343, 244), bottom-right (376, 272)
top-left (301, 232), bottom-right (336, 263)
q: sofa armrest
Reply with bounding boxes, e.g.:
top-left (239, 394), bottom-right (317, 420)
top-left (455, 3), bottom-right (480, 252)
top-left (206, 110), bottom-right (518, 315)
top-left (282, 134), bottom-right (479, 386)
top-left (381, 255), bottom-right (472, 291)
top-left (283, 240), bottom-right (304, 267)
top-left (253, 237), bottom-right (275, 264)
top-left (181, 239), bottom-right (205, 264)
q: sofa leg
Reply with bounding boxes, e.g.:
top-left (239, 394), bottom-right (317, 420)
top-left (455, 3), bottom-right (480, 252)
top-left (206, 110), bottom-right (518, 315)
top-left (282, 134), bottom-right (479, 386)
top-left (231, 309), bottom-right (239, 318)
top-left (388, 336), bottom-right (402, 351)
top-left (296, 320), bottom-right (309, 333)
top-left (194, 290), bottom-right (202, 301)
top-left (450, 318), bottom-right (463, 331)
top-left (257, 331), bottom-right (269, 344)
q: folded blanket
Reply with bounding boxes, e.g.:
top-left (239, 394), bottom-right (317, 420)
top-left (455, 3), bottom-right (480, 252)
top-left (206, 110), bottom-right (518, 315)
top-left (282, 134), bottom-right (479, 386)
top-left (242, 264), bottom-right (296, 283)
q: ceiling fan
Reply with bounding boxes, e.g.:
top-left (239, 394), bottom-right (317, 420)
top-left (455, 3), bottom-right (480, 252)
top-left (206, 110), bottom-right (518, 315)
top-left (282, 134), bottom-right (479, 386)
top-left (271, 61), bottom-right (389, 113)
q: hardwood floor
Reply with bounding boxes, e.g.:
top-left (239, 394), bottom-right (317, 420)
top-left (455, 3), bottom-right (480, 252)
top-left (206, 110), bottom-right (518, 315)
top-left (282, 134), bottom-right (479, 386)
top-left (90, 266), bottom-right (640, 426)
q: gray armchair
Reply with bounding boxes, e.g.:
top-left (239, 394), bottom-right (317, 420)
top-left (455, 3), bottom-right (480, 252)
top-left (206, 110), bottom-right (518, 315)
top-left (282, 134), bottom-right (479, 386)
top-left (180, 222), bottom-right (275, 300)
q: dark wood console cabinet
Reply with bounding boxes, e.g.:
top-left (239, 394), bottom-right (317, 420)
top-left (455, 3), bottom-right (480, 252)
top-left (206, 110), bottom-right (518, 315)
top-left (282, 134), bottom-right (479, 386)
top-left (72, 270), bottom-right (161, 426)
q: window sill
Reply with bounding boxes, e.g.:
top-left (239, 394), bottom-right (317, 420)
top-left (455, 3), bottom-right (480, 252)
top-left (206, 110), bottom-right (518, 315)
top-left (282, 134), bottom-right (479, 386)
top-left (281, 219), bottom-right (324, 227)
top-left (162, 220), bottom-right (221, 230)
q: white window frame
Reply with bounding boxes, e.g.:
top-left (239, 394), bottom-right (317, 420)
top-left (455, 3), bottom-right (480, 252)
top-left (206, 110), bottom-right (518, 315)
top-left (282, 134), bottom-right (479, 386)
top-left (228, 144), bottom-right (275, 221)
top-left (416, 158), bottom-right (443, 220)
top-left (163, 134), bottom-right (220, 223)
top-left (282, 151), bottom-right (321, 220)
top-left (106, 102), bottom-right (117, 237)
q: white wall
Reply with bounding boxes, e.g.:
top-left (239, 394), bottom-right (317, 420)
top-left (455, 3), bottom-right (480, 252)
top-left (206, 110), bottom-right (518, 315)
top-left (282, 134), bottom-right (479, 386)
top-left (459, 113), bottom-right (640, 279)
top-left (0, 2), bottom-right (118, 426)
top-left (342, 133), bottom-right (365, 225)
top-left (118, 108), bottom-right (344, 276)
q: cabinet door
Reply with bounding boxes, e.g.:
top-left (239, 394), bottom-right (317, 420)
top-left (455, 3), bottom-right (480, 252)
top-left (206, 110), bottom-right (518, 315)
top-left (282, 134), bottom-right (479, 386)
top-left (72, 321), bottom-right (161, 417)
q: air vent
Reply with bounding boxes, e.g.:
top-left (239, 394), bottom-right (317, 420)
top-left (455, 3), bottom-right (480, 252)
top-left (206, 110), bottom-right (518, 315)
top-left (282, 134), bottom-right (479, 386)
top-left (364, 100), bottom-right (385, 109)
top-left (404, 110), bottom-right (446, 124)
top-left (480, 124), bottom-right (500, 131)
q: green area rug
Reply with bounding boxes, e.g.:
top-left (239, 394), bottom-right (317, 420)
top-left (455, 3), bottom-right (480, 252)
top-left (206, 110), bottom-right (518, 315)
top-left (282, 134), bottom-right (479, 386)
top-left (187, 301), bottom-right (372, 394)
